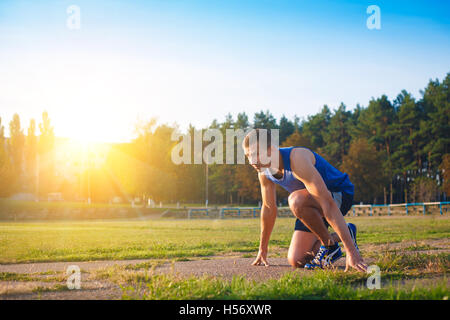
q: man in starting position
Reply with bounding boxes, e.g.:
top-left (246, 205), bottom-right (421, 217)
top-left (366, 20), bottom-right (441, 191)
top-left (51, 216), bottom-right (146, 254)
top-left (243, 129), bottom-right (367, 272)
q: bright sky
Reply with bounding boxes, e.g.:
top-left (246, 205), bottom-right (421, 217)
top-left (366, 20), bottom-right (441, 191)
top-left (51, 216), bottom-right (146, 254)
top-left (1, 0), bottom-right (449, 142)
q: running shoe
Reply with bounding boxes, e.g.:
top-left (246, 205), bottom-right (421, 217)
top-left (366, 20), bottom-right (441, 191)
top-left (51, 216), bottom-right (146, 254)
top-left (347, 223), bottom-right (359, 252)
top-left (304, 243), bottom-right (342, 269)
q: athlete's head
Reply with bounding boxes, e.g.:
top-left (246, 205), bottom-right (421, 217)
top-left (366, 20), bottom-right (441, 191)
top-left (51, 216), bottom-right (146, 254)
top-left (242, 129), bottom-right (279, 172)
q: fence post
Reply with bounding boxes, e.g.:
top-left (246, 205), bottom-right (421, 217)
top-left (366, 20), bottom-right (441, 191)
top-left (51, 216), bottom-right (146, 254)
top-left (423, 203), bottom-right (426, 215)
top-left (388, 205), bottom-right (391, 216)
top-left (352, 206), bottom-right (355, 216)
top-left (405, 204), bottom-right (408, 216)
top-left (370, 206), bottom-right (373, 216)
top-left (440, 203), bottom-right (443, 215)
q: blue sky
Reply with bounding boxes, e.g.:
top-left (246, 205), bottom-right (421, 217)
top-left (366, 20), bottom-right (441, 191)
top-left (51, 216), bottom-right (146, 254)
top-left (1, 0), bottom-right (449, 142)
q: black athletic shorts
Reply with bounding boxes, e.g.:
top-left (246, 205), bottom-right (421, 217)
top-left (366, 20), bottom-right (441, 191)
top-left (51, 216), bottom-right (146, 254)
top-left (294, 191), bottom-right (354, 232)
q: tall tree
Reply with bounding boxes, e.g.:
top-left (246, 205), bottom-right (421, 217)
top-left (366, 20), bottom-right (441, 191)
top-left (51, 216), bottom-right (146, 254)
top-left (420, 74), bottom-right (450, 171)
top-left (8, 113), bottom-right (25, 192)
top-left (0, 117), bottom-right (5, 167)
top-left (253, 110), bottom-right (278, 129)
top-left (235, 163), bottom-right (260, 203)
top-left (355, 95), bottom-right (397, 202)
top-left (0, 117), bottom-right (14, 196)
top-left (38, 111), bottom-right (55, 196)
top-left (25, 119), bottom-right (38, 193)
top-left (281, 129), bottom-right (313, 149)
top-left (235, 112), bottom-right (250, 129)
top-left (409, 177), bottom-right (439, 203)
top-left (391, 91), bottom-right (422, 174)
top-left (302, 105), bottom-right (331, 150)
top-left (323, 103), bottom-right (353, 167)
top-left (440, 154), bottom-right (450, 199)
top-left (341, 138), bottom-right (387, 203)
top-left (278, 115), bottom-right (295, 144)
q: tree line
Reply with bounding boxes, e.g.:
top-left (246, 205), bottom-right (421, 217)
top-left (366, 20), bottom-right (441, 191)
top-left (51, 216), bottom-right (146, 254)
top-left (0, 112), bottom-right (55, 199)
top-left (0, 73), bottom-right (448, 205)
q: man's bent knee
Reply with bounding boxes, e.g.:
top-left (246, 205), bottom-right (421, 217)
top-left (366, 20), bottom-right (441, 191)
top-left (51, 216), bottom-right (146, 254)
top-left (288, 190), bottom-right (311, 217)
top-left (287, 251), bottom-right (314, 268)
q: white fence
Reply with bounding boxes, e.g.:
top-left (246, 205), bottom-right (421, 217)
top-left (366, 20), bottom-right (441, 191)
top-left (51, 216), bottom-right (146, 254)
top-left (351, 201), bottom-right (449, 216)
top-left (181, 201), bottom-right (449, 219)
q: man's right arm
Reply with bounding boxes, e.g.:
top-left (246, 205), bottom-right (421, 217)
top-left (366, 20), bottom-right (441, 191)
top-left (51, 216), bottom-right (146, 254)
top-left (252, 172), bottom-right (277, 266)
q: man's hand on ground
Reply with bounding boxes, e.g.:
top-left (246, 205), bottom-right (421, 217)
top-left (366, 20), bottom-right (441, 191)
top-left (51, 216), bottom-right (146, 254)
top-left (252, 249), bottom-right (269, 266)
top-left (344, 250), bottom-right (368, 272)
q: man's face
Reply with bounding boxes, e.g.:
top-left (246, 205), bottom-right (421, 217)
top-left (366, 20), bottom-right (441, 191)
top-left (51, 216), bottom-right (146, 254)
top-left (244, 144), bottom-right (273, 172)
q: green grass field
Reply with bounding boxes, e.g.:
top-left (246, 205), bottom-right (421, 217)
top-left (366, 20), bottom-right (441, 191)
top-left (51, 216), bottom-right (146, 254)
top-left (0, 216), bottom-right (448, 263)
top-left (0, 216), bottom-right (448, 299)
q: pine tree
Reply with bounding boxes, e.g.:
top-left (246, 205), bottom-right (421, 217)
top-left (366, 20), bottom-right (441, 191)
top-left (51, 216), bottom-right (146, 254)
top-left (25, 119), bottom-right (38, 193)
top-left (279, 115), bottom-right (295, 145)
top-left (341, 138), bottom-right (387, 203)
top-left (8, 113), bottom-right (25, 193)
top-left (38, 111), bottom-right (55, 197)
top-left (302, 105), bottom-right (331, 150)
top-left (281, 129), bottom-right (313, 149)
top-left (0, 117), bottom-right (14, 196)
top-left (323, 103), bottom-right (353, 167)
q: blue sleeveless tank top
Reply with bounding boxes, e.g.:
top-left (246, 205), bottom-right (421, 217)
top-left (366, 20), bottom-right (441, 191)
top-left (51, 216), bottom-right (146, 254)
top-left (264, 147), bottom-right (354, 195)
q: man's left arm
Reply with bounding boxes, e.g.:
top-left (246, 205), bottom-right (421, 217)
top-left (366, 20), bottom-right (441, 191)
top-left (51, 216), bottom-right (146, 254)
top-left (290, 149), bottom-right (367, 272)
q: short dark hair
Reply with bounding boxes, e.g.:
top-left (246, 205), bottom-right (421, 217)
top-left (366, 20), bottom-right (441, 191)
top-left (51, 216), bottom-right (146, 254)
top-left (243, 129), bottom-right (272, 150)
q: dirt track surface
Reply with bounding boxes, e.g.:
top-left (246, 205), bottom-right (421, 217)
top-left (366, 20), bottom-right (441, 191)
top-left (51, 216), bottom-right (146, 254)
top-left (0, 256), bottom-right (340, 300)
top-left (1, 238), bottom-right (448, 300)
top-left (161, 257), bottom-right (302, 280)
top-left (154, 257), bottom-right (349, 280)
top-left (0, 259), bottom-right (153, 274)
top-left (0, 279), bottom-right (122, 300)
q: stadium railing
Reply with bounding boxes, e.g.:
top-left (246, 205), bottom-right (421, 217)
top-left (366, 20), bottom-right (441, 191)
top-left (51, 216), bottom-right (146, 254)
top-left (182, 202), bottom-right (449, 219)
top-left (351, 201), bottom-right (449, 216)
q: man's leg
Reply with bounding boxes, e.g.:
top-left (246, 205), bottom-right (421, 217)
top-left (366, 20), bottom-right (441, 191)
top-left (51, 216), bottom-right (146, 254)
top-left (287, 230), bottom-right (318, 267)
top-left (287, 226), bottom-right (340, 268)
top-left (288, 189), bottom-right (339, 247)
